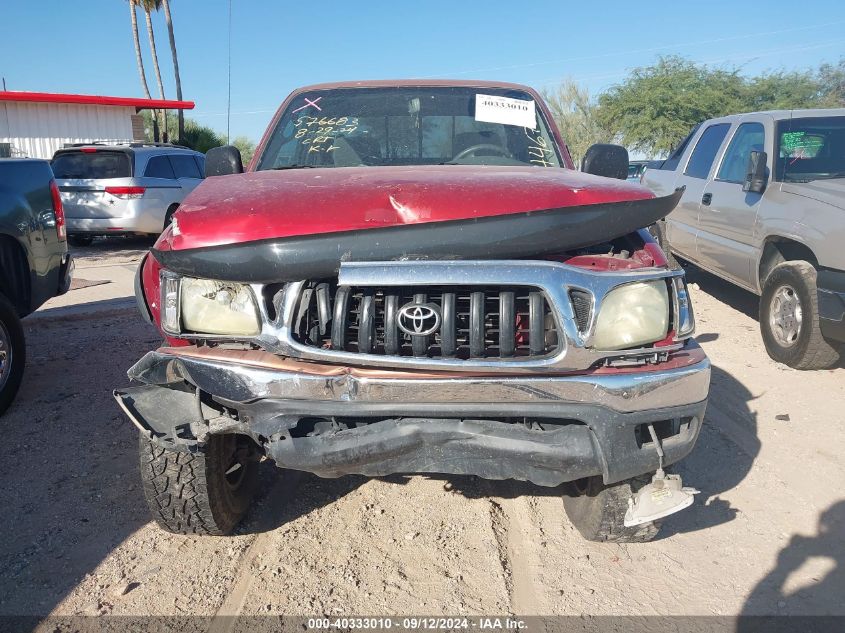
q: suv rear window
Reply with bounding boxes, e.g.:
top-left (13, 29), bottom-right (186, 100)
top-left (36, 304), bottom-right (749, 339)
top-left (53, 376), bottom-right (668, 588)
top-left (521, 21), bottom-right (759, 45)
top-left (51, 150), bottom-right (131, 179)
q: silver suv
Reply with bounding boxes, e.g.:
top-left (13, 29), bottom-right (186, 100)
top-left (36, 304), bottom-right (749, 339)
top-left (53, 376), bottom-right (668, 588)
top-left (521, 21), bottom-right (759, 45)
top-left (51, 143), bottom-right (205, 246)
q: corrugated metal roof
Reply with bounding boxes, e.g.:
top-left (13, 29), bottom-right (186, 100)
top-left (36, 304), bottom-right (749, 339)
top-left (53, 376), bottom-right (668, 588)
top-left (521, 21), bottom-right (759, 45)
top-left (0, 91), bottom-right (194, 110)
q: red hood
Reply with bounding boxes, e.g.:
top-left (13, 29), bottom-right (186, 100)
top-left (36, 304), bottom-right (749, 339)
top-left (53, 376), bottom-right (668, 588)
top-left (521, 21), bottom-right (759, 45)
top-left (159, 165), bottom-right (653, 251)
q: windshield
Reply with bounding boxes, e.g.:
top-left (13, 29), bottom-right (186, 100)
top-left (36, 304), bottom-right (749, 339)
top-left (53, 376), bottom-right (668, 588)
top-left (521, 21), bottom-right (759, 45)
top-left (51, 150), bottom-right (131, 180)
top-left (255, 86), bottom-right (562, 170)
top-left (776, 116), bottom-right (845, 183)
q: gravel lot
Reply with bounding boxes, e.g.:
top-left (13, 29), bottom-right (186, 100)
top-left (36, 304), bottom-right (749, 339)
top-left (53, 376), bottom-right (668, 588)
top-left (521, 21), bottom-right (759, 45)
top-left (1, 239), bottom-right (842, 624)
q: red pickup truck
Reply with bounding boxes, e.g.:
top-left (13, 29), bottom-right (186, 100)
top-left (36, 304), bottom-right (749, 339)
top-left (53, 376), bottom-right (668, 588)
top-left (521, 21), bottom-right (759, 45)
top-left (117, 81), bottom-right (710, 542)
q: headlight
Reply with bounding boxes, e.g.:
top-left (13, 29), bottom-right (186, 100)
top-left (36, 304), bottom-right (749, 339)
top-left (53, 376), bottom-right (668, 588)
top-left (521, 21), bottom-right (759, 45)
top-left (161, 274), bottom-right (261, 336)
top-left (592, 280), bottom-right (669, 350)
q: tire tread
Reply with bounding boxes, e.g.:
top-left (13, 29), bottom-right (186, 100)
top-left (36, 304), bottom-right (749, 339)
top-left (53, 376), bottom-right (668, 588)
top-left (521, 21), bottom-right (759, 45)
top-left (138, 435), bottom-right (251, 536)
top-left (760, 261), bottom-right (841, 370)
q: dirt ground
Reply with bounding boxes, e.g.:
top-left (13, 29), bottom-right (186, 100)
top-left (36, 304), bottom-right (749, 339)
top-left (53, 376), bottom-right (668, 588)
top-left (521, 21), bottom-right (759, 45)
top-left (1, 238), bottom-right (843, 624)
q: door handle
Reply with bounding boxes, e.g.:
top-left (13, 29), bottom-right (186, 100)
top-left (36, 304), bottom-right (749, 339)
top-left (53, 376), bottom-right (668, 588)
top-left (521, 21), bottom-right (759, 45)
top-left (701, 193), bottom-right (712, 205)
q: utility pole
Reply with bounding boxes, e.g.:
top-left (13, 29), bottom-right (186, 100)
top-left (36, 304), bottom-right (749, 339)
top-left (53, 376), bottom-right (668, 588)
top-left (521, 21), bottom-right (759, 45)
top-left (227, 0), bottom-right (232, 144)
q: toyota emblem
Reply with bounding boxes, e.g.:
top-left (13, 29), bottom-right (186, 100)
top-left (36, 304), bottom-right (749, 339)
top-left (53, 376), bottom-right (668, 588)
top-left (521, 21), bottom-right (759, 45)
top-left (397, 302), bottom-right (441, 337)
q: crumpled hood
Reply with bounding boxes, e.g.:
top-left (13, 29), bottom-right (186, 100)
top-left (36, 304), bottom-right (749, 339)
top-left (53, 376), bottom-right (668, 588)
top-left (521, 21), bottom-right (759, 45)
top-left (159, 165), bottom-right (653, 251)
top-left (781, 179), bottom-right (845, 211)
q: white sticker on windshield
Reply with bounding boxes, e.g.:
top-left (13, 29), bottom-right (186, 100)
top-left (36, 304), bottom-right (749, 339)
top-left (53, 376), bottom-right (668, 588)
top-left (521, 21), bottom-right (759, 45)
top-left (475, 94), bottom-right (537, 129)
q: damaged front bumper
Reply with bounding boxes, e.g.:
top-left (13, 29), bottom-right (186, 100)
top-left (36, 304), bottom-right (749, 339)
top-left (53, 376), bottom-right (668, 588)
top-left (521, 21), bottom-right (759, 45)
top-left (115, 343), bottom-right (710, 488)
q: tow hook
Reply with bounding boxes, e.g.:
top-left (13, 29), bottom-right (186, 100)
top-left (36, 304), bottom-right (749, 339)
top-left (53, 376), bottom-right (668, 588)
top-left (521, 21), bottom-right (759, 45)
top-left (624, 423), bottom-right (700, 527)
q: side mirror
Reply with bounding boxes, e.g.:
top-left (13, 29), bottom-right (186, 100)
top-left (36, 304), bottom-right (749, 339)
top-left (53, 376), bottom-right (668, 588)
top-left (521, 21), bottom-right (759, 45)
top-left (205, 145), bottom-right (244, 177)
top-left (581, 144), bottom-right (629, 180)
top-left (743, 150), bottom-right (767, 193)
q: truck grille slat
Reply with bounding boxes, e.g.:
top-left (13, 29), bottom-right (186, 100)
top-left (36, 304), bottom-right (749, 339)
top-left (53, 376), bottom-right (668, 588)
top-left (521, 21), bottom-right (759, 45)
top-left (357, 291), bottom-right (376, 354)
top-left (499, 291), bottom-right (515, 357)
top-left (384, 293), bottom-right (399, 355)
top-left (412, 292), bottom-right (429, 357)
top-left (330, 286), bottom-right (350, 350)
top-left (296, 282), bottom-right (559, 361)
top-left (529, 291), bottom-right (545, 355)
top-left (441, 292), bottom-right (457, 357)
top-left (470, 291), bottom-right (485, 358)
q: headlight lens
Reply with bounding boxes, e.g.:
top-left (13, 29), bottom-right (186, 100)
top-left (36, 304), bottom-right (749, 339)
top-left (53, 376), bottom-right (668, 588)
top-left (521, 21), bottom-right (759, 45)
top-left (593, 280), bottom-right (669, 350)
top-left (179, 277), bottom-right (261, 336)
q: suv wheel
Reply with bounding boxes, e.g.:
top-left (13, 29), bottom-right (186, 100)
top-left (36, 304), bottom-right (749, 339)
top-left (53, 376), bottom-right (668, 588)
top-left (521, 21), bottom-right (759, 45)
top-left (0, 292), bottom-right (25, 416)
top-left (139, 433), bottom-right (259, 535)
top-left (562, 475), bottom-right (660, 543)
top-left (760, 261), bottom-right (842, 370)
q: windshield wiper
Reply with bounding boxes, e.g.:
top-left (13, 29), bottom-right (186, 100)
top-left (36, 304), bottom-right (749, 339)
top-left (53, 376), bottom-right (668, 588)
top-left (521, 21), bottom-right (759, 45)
top-left (271, 164), bottom-right (317, 170)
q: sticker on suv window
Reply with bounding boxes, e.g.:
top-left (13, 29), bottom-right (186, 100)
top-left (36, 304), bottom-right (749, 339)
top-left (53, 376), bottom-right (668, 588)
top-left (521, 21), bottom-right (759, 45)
top-left (475, 94), bottom-right (536, 129)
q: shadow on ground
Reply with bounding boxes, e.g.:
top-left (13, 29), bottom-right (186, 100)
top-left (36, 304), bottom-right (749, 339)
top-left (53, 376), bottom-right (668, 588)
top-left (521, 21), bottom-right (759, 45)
top-left (0, 305), bottom-right (360, 619)
top-left (742, 500), bottom-right (845, 617)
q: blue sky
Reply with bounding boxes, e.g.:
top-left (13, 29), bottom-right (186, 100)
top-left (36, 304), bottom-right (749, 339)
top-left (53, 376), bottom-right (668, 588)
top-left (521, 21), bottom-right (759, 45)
top-left (2, 1), bottom-right (844, 142)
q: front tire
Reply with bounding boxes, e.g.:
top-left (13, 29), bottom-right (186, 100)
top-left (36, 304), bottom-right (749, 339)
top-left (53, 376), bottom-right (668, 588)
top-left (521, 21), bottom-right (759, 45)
top-left (139, 433), bottom-right (259, 535)
top-left (760, 261), bottom-right (841, 370)
top-left (0, 292), bottom-right (25, 416)
top-left (647, 222), bottom-right (681, 270)
top-left (562, 475), bottom-right (660, 543)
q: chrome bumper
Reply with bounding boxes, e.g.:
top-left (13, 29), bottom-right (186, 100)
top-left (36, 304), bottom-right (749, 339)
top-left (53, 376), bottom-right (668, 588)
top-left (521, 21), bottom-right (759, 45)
top-left (117, 345), bottom-right (710, 486)
top-left (126, 345), bottom-right (710, 416)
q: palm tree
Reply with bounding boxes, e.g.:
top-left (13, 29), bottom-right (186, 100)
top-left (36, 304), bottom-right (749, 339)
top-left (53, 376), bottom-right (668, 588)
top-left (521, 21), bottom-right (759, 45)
top-left (141, 0), bottom-right (168, 140)
top-left (161, 0), bottom-right (184, 142)
top-left (128, 0), bottom-right (152, 100)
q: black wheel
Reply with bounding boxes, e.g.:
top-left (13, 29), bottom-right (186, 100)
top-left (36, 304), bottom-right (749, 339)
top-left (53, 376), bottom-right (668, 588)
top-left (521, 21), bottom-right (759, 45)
top-left (163, 205), bottom-right (179, 231)
top-left (68, 235), bottom-right (94, 247)
top-left (760, 261), bottom-right (841, 370)
top-left (139, 433), bottom-right (259, 535)
top-left (562, 475), bottom-right (660, 543)
top-left (646, 222), bottom-right (681, 270)
top-left (0, 292), bottom-right (25, 417)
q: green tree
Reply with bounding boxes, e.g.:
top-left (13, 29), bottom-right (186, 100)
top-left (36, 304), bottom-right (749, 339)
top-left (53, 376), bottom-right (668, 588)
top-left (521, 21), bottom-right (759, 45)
top-left (180, 120), bottom-right (226, 154)
top-left (818, 58), bottom-right (845, 107)
top-left (231, 136), bottom-right (256, 166)
top-left (596, 55), bottom-right (844, 157)
top-left (597, 56), bottom-right (746, 156)
top-left (745, 69), bottom-right (826, 112)
top-left (541, 81), bottom-right (613, 166)
top-left (140, 112), bottom-right (227, 154)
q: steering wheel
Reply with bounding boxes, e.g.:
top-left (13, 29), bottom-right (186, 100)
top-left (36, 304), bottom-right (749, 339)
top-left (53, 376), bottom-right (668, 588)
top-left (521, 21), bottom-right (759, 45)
top-left (451, 143), bottom-right (511, 162)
